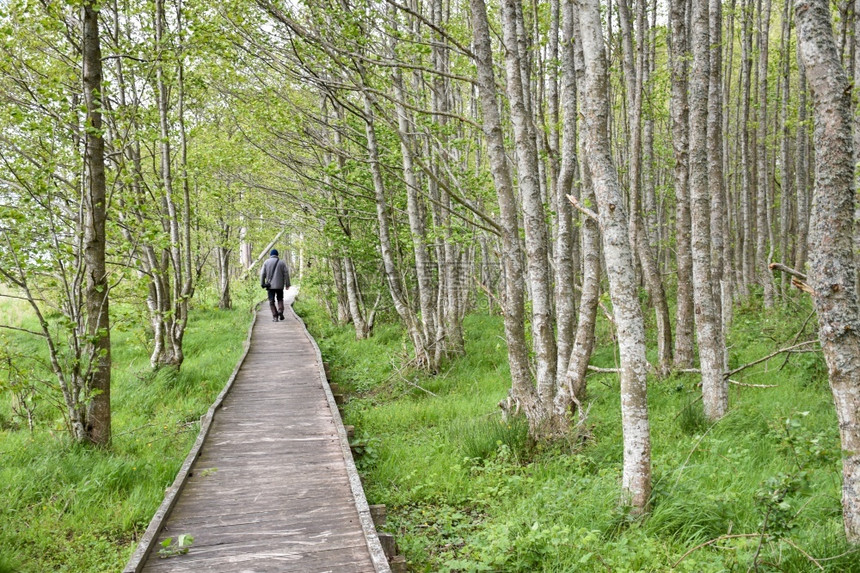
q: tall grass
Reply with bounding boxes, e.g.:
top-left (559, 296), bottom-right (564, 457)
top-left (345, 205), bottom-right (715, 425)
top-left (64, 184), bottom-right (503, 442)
top-left (0, 294), bottom-right (256, 572)
top-left (298, 298), bottom-right (859, 572)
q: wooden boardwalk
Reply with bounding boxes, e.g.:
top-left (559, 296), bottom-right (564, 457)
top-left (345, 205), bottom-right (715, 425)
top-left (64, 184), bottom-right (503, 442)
top-left (125, 306), bottom-right (390, 573)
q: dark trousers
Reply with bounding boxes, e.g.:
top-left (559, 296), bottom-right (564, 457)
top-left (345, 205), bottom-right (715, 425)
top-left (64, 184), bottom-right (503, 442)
top-left (267, 288), bottom-right (284, 317)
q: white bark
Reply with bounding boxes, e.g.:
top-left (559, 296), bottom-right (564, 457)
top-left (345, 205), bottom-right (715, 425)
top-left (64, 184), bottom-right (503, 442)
top-left (577, 0), bottom-right (652, 512)
top-left (795, 0), bottom-right (860, 541)
top-left (690, 0), bottom-right (728, 420)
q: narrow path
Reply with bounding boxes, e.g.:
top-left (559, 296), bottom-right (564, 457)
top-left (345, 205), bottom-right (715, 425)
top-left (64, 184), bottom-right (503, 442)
top-left (125, 306), bottom-right (389, 573)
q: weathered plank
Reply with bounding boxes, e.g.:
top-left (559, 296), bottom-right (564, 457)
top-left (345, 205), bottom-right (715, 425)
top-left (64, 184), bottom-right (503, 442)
top-left (126, 306), bottom-right (390, 573)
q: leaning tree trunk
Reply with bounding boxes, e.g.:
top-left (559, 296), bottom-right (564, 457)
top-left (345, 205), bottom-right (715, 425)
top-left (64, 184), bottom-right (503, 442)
top-left (82, 0), bottom-right (111, 446)
top-left (557, 4), bottom-right (601, 417)
top-left (390, 21), bottom-right (437, 369)
top-left (578, 0), bottom-right (652, 513)
top-left (795, 0), bottom-right (860, 542)
top-left (361, 92), bottom-right (428, 365)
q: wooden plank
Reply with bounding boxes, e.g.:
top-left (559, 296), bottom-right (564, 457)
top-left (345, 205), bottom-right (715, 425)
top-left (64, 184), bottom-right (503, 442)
top-left (143, 543), bottom-right (376, 573)
top-left (131, 305), bottom-right (387, 573)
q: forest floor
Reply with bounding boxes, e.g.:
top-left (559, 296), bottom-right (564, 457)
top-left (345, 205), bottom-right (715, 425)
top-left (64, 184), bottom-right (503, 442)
top-left (2, 291), bottom-right (859, 572)
top-left (299, 296), bottom-right (860, 572)
top-left (0, 292), bottom-right (255, 572)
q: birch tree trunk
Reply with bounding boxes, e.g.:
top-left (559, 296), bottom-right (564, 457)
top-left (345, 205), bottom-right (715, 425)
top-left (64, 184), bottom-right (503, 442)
top-left (82, 0), bottom-right (111, 445)
top-left (757, 0), bottom-right (777, 307)
top-left (709, 0), bottom-right (729, 340)
top-left (779, 1), bottom-right (793, 296)
top-left (501, 0), bottom-right (558, 429)
top-left (361, 92), bottom-right (428, 364)
top-left (578, 0), bottom-right (652, 512)
top-left (741, 0), bottom-right (755, 294)
top-left (795, 0), bottom-right (860, 541)
top-left (671, 0), bottom-right (696, 368)
top-left (620, 0), bottom-right (673, 376)
top-left (795, 48), bottom-right (811, 273)
top-left (553, 0), bottom-right (576, 383)
top-left (390, 17), bottom-right (437, 369)
top-left (470, 0), bottom-right (539, 423)
top-left (690, 0), bottom-right (728, 420)
top-left (557, 2), bottom-right (601, 417)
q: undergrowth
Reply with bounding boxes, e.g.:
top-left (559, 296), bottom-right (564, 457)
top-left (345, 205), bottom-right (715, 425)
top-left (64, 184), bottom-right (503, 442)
top-left (0, 287), bottom-right (257, 572)
top-left (298, 297), bottom-right (858, 572)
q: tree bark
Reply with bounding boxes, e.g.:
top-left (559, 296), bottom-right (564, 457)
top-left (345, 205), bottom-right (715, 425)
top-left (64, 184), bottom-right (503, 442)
top-left (578, 0), bottom-right (652, 512)
top-left (390, 16), bottom-right (437, 369)
top-left (690, 0), bottom-right (728, 420)
top-left (82, 0), bottom-right (111, 446)
top-left (671, 0), bottom-right (695, 368)
top-left (501, 0), bottom-right (558, 430)
top-left (795, 0), bottom-right (860, 541)
top-left (470, 0), bottom-right (538, 422)
top-left (757, 0), bottom-right (777, 307)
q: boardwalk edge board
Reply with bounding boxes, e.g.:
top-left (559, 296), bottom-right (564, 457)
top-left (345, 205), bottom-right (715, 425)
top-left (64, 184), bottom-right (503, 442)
top-left (123, 303), bottom-right (262, 573)
top-left (292, 306), bottom-right (393, 573)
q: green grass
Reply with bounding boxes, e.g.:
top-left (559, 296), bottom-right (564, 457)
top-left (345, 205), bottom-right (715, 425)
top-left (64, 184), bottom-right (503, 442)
top-left (298, 297), bottom-right (859, 572)
top-left (0, 294), bottom-right (256, 572)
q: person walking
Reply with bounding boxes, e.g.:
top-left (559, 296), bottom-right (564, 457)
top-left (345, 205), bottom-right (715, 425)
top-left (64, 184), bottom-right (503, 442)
top-left (261, 249), bottom-right (290, 322)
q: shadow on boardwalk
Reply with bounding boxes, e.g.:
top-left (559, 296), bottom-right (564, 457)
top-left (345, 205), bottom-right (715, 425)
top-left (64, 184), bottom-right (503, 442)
top-left (124, 305), bottom-right (390, 573)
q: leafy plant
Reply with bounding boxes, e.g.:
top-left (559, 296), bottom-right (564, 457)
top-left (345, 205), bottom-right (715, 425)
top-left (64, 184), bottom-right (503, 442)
top-left (158, 534), bottom-right (194, 558)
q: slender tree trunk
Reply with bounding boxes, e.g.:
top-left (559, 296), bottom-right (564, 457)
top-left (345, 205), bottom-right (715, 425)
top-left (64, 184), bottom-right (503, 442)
top-left (795, 47), bottom-right (810, 273)
top-left (390, 18), bottom-right (437, 369)
top-left (361, 92), bottom-right (427, 363)
top-left (217, 244), bottom-right (231, 310)
top-left (779, 1), bottom-right (793, 297)
top-left (757, 0), bottom-right (776, 307)
top-left (621, 0), bottom-right (673, 376)
top-left (470, 0), bottom-right (538, 422)
top-left (557, 2), bottom-right (601, 416)
top-left (709, 0), bottom-right (728, 343)
top-left (82, 0), bottom-right (111, 446)
top-left (795, 0), bottom-right (860, 541)
top-left (671, 0), bottom-right (695, 368)
top-left (690, 0), bottom-right (728, 420)
top-left (578, 0), bottom-right (652, 512)
top-left (741, 0), bottom-right (755, 294)
top-left (330, 255), bottom-right (351, 325)
top-left (553, 0), bottom-right (577, 384)
top-left (723, 0), bottom-right (738, 321)
top-left (501, 0), bottom-right (558, 431)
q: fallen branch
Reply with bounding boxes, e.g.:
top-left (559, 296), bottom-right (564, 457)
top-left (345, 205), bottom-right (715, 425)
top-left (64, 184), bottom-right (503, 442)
top-left (587, 365), bottom-right (620, 373)
top-left (780, 311), bottom-right (817, 370)
top-left (782, 538), bottom-right (824, 571)
top-left (239, 228), bottom-right (287, 280)
top-left (768, 262), bottom-right (814, 294)
top-left (728, 378), bottom-right (777, 388)
top-left (672, 534), bottom-right (766, 568)
top-left (768, 262), bottom-right (807, 281)
top-left (724, 340), bottom-right (818, 379)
